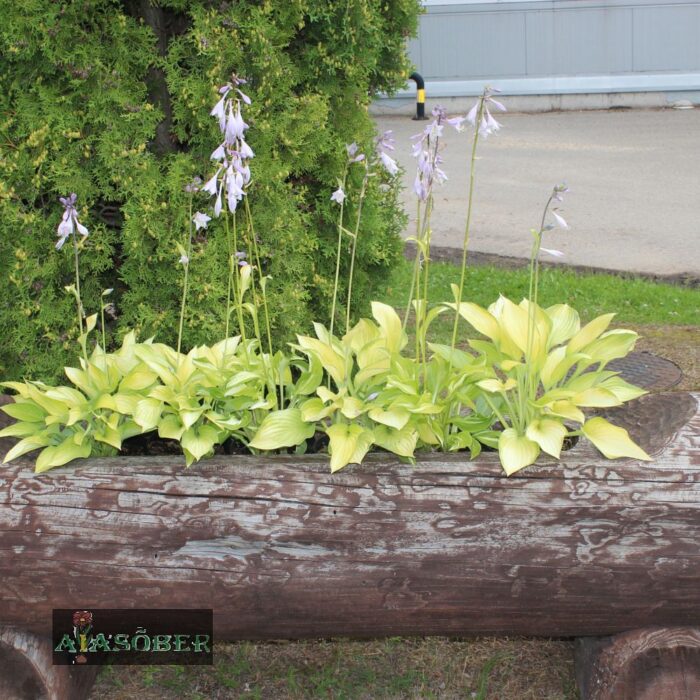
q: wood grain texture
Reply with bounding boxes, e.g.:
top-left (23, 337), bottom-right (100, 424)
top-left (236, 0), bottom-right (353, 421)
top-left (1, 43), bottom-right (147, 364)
top-left (0, 628), bottom-right (97, 700)
top-left (575, 627), bottom-right (700, 700)
top-left (0, 388), bottom-right (697, 641)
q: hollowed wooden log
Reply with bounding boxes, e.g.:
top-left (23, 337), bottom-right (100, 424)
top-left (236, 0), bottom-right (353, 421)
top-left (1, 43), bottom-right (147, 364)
top-left (0, 386), bottom-right (697, 641)
top-left (0, 354), bottom-right (696, 698)
top-left (575, 627), bottom-right (700, 700)
top-left (0, 628), bottom-right (97, 700)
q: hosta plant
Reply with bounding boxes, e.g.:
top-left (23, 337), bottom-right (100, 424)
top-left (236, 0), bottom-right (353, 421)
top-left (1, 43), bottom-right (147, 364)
top-left (0, 81), bottom-right (652, 477)
top-left (451, 295), bottom-right (650, 474)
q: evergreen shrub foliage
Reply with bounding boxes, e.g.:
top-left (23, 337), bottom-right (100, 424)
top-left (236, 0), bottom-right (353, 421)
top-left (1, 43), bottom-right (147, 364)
top-left (0, 0), bottom-right (419, 381)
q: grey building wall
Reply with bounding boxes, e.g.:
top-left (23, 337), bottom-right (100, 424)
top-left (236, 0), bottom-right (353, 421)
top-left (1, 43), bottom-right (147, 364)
top-left (383, 0), bottom-right (700, 104)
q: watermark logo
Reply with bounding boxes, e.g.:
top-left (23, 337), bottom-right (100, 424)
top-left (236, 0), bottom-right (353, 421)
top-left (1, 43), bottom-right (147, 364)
top-left (52, 609), bottom-right (213, 665)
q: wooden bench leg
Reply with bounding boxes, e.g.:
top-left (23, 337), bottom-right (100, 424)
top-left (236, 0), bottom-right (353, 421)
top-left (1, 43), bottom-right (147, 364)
top-left (575, 627), bottom-right (700, 700)
top-left (0, 628), bottom-right (98, 700)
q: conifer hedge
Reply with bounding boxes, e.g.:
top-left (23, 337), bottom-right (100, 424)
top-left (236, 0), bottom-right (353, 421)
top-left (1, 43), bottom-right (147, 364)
top-left (0, 0), bottom-right (420, 381)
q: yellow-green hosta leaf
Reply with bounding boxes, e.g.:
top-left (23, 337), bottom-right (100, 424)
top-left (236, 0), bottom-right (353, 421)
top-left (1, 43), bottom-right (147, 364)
top-left (35, 437), bottom-right (92, 473)
top-left (45, 386), bottom-right (87, 407)
top-left (179, 408), bottom-right (205, 430)
top-left (3, 434), bottom-right (51, 463)
top-left (506, 298), bottom-right (548, 362)
top-left (158, 414), bottom-right (186, 440)
top-left (416, 420), bottom-right (441, 446)
top-left (448, 301), bottom-right (501, 342)
top-left (0, 421), bottom-right (43, 438)
top-left (300, 397), bottom-right (333, 422)
top-left (113, 393), bottom-right (140, 415)
top-left (326, 423), bottom-right (374, 473)
top-left (296, 335), bottom-right (348, 386)
top-left (599, 376), bottom-right (647, 402)
top-left (64, 366), bottom-right (91, 393)
top-left (133, 398), bottom-right (163, 431)
top-left (343, 318), bottom-right (380, 355)
top-left (372, 425), bottom-right (417, 458)
top-left (581, 330), bottom-right (638, 364)
top-left (582, 417), bottom-right (652, 461)
top-left (340, 397), bottom-right (365, 419)
top-left (371, 301), bottom-right (405, 353)
top-left (119, 369), bottom-right (159, 392)
top-left (94, 423), bottom-right (122, 450)
top-left (1, 401), bottom-right (45, 423)
top-left (573, 387), bottom-right (622, 408)
top-left (248, 408), bottom-right (315, 450)
top-left (498, 429), bottom-right (541, 476)
top-left (368, 406), bottom-right (410, 430)
top-left (544, 400), bottom-right (585, 424)
top-left (545, 304), bottom-right (581, 347)
top-left (568, 313), bottom-right (616, 354)
top-left (94, 394), bottom-right (117, 411)
top-left (181, 424), bottom-right (220, 465)
top-left (294, 354), bottom-right (323, 395)
top-left (526, 419), bottom-right (567, 458)
top-left (317, 386), bottom-right (342, 404)
top-left (477, 378), bottom-right (516, 393)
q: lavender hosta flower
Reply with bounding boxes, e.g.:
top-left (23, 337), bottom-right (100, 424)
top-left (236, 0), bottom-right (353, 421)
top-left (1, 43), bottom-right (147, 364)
top-left (206, 79), bottom-right (256, 217)
top-left (541, 247), bottom-right (565, 258)
top-left (179, 254), bottom-right (190, 266)
top-left (552, 211), bottom-right (569, 229)
top-left (331, 187), bottom-right (346, 205)
top-left (56, 193), bottom-right (89, 250)
top-left (235, 251), bottom-right (247, 260)
top-left (379, 151), bottom-right (399, 176)
top-left (467, 86), bottom-right (507, 138)
top-left (192, 211), bottom-right (211, 231)
top-left (375, 130), bottom-right (399, 176)
top-left (553, 184), bottom-right (569, 202)
top-left (184, 176), bottom-right (202, 194)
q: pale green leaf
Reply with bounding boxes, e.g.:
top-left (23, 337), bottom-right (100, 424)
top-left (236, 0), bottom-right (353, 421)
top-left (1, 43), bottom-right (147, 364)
top-left (327, 423), bottom-right (374, 472)
top-left (368, 406), bottom-right (410, 430)
top-left (498, 428), bottom-right (541, 476)
top-left (3, 435), bottom-right (51, 463)
top-left (372, 425), bottom-right (417, 458)
top-left (158, 414), bottom-right (186, 441)
top-left (582, 417), bottom-right (651, 460)
top-left (525, 419), bottom-right (567, 458)
top-left (2, 401), bottom-right (45, 423)
top-left (248, 409), bottom-right (315, 450)
top-left (181, 424), bottom-right (220, 464)
top-left (133, 398), bottom-right (163, 431)
top-left (35, 437), bottom-right (92, 473)
top-left (568, 313), bottom-right (616, 354)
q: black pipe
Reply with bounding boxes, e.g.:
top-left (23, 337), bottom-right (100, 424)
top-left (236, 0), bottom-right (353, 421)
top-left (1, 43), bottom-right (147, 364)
top-left (409, 72), bottom-right (427, 120)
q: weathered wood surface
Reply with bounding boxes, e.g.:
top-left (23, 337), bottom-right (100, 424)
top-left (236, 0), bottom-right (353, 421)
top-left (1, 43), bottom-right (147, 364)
top-left (575, 627), bottom-right (700, 700)
top-left (0, 383), bottom-right (697, 641)
top-left (0, 628), bottom-right (97, 700)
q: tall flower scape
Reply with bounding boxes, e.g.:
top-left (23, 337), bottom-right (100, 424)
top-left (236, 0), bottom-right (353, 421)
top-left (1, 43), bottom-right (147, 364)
top-left (1, 82), bottom-right (651, 475)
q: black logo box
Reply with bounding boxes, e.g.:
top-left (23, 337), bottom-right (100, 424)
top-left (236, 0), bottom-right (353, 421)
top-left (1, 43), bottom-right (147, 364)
top-left (52, 609), bottom-right (213, 665)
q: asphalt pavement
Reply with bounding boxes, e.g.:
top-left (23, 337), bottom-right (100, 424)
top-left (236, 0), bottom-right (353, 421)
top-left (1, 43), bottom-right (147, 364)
top-left (374, 107), bottom-right (700, 277)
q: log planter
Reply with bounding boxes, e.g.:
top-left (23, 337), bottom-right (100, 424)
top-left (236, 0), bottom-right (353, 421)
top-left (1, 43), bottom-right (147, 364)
top-left (0, 353), bottom-right (698, 700)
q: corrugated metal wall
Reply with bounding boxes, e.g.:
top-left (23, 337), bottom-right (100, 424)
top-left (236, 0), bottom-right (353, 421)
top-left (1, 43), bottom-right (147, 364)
top-left (405, 0), bottom-right (700, 96)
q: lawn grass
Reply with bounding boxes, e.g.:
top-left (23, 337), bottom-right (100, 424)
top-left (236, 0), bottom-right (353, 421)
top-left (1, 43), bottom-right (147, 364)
top-left (378, 260), bottom-right (700, 345)
top-left (90, 259), bottom-right (698, 700)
